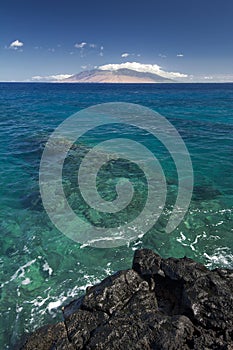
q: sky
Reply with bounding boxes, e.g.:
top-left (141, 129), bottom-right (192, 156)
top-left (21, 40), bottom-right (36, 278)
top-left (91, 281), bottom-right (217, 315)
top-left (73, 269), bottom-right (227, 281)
top-left (1, 0), bottom-right (233, 82)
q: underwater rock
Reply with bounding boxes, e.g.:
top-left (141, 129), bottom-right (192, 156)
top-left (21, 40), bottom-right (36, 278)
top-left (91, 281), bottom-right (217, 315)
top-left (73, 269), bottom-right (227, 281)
top-left (20, 191), bottom-right (43, 211)
top-left (192, 185), bottom-right (222, 201)
top-left (19, 248), bottom-right (233, 349)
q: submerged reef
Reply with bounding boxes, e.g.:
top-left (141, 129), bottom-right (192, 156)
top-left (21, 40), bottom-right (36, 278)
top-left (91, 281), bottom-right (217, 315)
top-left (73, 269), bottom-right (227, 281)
top-left (20, 249), bottom-right (233, 349)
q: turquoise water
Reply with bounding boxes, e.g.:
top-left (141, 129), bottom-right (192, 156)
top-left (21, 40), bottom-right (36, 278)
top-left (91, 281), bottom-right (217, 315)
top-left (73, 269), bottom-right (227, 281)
top-left (0, 83), bottom-right (233, 348)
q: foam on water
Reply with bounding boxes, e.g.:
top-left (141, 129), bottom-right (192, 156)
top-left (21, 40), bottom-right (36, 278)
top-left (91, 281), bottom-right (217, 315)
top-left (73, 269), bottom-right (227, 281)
top-left (0, 259), bottom-right (37, 288)
top-left (204, 247), bottom-right (233, 268)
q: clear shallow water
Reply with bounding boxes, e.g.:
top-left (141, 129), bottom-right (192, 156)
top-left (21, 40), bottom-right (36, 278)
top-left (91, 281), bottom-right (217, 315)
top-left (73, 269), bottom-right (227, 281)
top-left (0, 83), bottom-right (233, 348)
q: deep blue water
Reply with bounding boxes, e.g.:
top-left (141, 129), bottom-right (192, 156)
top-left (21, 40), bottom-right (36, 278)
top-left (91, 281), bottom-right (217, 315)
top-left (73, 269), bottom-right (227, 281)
top-left (0, 83), bottom-right (233, 348)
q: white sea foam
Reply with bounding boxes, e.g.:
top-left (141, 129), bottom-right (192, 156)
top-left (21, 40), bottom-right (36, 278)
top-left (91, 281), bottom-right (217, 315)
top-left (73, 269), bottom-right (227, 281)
top-left (32, 295), bottom-right (51, 308)
top-left (176, 231), bottom-right (189, 247)
top-left (176, 232), bottom-right (202, 251)
top-left (43, 262), bottom-right (53, 276)
top-left (0, 259), bottom-right (36, 288)
top-left (27, 273), bottom-right (103, 324)
top-left (21, 278), bottom-right (31, 285)
top-left (213, 220), bottom-right (224, 227)
top-left (204, 247), bottom-right (233, 268)
top-left (47, 299), bottom-right (65, 313)
top-left (190, 234), bottom-right (202, 251)
top-left (16, 305), bottom-right (23, 313)
top-left (80, 236), bottom-right (125, 248)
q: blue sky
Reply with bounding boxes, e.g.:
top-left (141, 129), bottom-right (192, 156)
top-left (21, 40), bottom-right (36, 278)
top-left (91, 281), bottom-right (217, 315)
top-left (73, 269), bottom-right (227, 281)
top-left (1, 0), bottom-right (233, 81)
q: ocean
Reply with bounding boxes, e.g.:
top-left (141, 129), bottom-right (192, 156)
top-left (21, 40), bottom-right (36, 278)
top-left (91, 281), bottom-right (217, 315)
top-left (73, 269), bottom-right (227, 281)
top-left (0, 82), bottom-right (233, 348)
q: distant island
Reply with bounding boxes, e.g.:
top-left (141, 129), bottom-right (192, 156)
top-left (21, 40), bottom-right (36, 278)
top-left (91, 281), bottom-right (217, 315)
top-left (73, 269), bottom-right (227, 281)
top-left (61, 68), bottom-right (173, 83)
top-left (29, 62), bottom-right (191, 83)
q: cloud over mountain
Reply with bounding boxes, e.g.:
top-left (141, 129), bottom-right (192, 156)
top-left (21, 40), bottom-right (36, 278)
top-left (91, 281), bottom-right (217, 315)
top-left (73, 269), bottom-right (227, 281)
top-left (99, 62), bottom-right (188, 79)
top-left (29, 61), bottom-right (189, 83)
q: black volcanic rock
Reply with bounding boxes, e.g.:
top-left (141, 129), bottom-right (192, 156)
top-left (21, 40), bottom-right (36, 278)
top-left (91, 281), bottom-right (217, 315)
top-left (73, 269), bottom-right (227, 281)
top-left (20, 249), bottom-right (233, 350)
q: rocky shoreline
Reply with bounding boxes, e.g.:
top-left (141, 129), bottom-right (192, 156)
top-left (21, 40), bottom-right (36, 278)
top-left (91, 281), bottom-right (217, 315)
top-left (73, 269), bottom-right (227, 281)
top-left (19, 249), bottom-right (233, 349)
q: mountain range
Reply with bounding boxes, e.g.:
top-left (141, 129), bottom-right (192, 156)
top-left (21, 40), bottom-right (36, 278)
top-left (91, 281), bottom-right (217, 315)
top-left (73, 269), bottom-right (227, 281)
top-left (62, 68), bottom-right (173, 83)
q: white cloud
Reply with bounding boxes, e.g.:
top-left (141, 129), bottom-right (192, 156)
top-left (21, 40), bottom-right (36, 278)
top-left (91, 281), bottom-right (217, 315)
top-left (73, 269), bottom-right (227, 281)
top-left (159, 53), bottom-right (167, 58)
top-left (99, 46), bottom-right (104, 56)
top-left (195, 74), bottom-right (233, 82)
top-left (98, 62), bottom-right (188, 79)
top-left (74, 42), bottom-right (103, 57)
top-left (122, 53), bottom-right (141, 58)
top-left (121, 53), bottom-right (130, 58)
top-left (9, 39), bottom-right (24, 49)
top-left (177, 53), bottom-right (184, 57)
top-left (81, 64), bottom-right (94, 70)
top-left (31, 74), bottom-right (73, 82)
top-left (74, 42), bottom-right (87, 49)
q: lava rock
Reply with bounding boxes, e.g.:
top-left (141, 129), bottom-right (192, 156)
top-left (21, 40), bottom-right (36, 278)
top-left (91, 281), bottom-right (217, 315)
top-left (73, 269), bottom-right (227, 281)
top-left (19, 249), bottom-right (233, 350)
